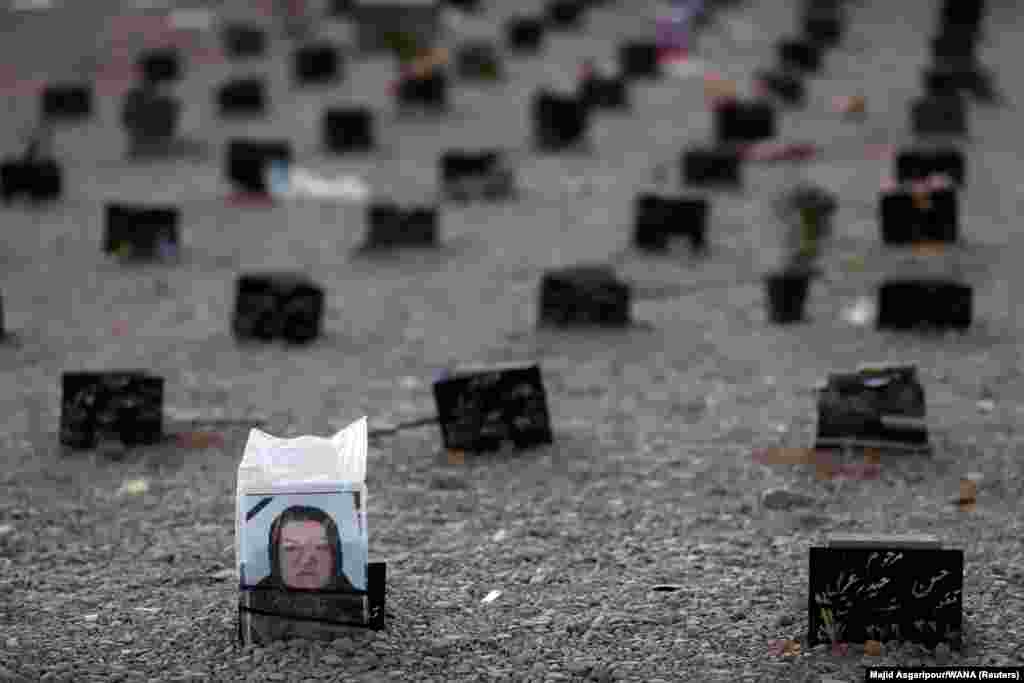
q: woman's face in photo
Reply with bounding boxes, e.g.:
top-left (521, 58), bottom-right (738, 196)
top-left (279, 520), bottom-right (334, 589)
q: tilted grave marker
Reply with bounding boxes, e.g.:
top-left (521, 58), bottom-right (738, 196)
top-left (538, 264), bottom-right (631, 328)
top-left (532, 90), bottom-right (589, 152)
top-left (505, 16), bottom-right (544, 53)
top-left (632, 193), bottom-right (709, 253)
top-left (218, 78), bottom-right (268, 118)
top-left (433, 362), bottom-right (554, 452)
top-left (682, 146), bottom-right (742, 188)
top-left (878, 185), bottom-right (959, 244)
top-left (814, 363), bottom-right (930, 451)
top-left (323, 107), bottom-right (375, 154)
top-left (232, 273), bottom-right (325, 344)
top-left (293, 43), bottom-right (342, 85)
top-left (895, 146), bottom-right (965, 186)
top-left (714, 99), bottom-right (776, 143)
top-left (362, 202), bottom-right (439, 249)
top-left (911, 94), bottom-right (968, 138)
top-left (60, 371), bottom-right (164, 449)
top-left (226, 139), bottom-right (293, 195)
top-left (41, 83), bottom-right (92, 121)
top-left (440, 149), bottom-right (515, 202)
top-left (876, 279), bottom-right (972, 332)
top-left (103, 203), bottom-right (180, 262)
top-left (808, 534), bottom-right (963, 649)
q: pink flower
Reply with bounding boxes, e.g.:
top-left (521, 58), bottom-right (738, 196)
top-left (768, 640), bottom-right (785, 657)
top-left (831, 641), bottom-right (849, 656)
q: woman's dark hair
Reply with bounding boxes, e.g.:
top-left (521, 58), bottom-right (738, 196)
top-left (267, 506), bottom-right (342, 588)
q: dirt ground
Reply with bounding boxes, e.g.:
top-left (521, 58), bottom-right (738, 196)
top-left (2, 0), bottom-right (1024, 681)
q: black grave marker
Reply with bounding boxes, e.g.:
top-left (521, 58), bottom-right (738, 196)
top-left (121, 88), bottom-right (181, 147)
top-left (877, 279), bottom-right (972, 332)
top-left (41, 84), bottom-right (92, 121)
top-left (225, 139), bottom-right (293, 195)
top-left (682, 147), bottom-right (742, 188)
top-left (538, 264), bottom-right (631, 327)
top-left (777, 38), bottom-right (822, 72)
top-left (222, 24), bottom-right (267, 59)
top-left (895, 146), bottom-right (965, 186)
top-left (545, 0), bottom-right (584, 30)
top-left (532, 90), bottom-right (588, 152)
top-left (232, 273), bottom-right (325, 344)
top-left (217, 78), bottom-right (268, 118)
top-left (60, 371), bottom-right (164, 449)
top-left (940, 0), bottom-right (983, 36)
top-left (878, 187), bottom-right (959, 244)
top-left (808, 535), bottom-right (963, 649)
top-left (293, 43), bottom-right (341, 85)
top-left (0, 158), bottom-right (62, 204)
top-left (754, 68), bottom-right (805, 106)
top-left (714, 99), bottom-right (776, 143)
top-left (456, 41), bottom-right (503, 81)
top-left (579, 72), bottom-right (629, 110)
top-left (324, 107), bottom-right (374, 154)
top-left (815, 364), bottom-right (929, 450)
top-left (138, 48), bottom-right (182, 85)
top-left (440, 149), bottom-right (515, 201)
top-left (632, 193), bottom-right (709, 253)
top-left (618, 42), bottom-right (660, 80)
top-left (396, 71), bottom-right (448, 112)
top-left (931, 32), bottom-right (976, 62)
top-left (432, 362), bottom-right (554, 452)
top-left (911, 95), bottom-right (967, 137)
top-left (763, 269), bottom-right (811, 324)
top-left (103, 204), bottom-right (180, 261)
top-left (363, 203), bottom-right (439, 249)
top-left (803, 7), bottom-right (843, 46)
top-left (505, 16), bottom-right (544, 52)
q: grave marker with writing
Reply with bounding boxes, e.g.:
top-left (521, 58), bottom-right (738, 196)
top-left (579, 69), bottom-right (629, 111)
top-left (60, 371), bottom-right (164, 449)
top-left (538, 264), bottom-right (631, 327)
top-left (396, 70), bottom-right (448, 113)
top-left (876, 279), bottom-right (972, 332)
top-left (777, 38), bottom-right (822, 72)
top-left (456, 41), bottom-right (503, 81)
top-left (232, 273), bottom-right (325, 345)
top-left (103, 203), bottom-right (180, 262)
top-left (879, 186), bottom-right (958, 244)
top-left (545, 0), bottom-right (584, 31)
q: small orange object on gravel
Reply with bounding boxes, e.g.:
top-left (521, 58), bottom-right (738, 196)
top-left (865, 640), bottom-right (882, 656)
top-left (176, 432), bottom-right (225, 449)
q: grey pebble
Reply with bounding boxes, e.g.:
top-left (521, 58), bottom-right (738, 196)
top-left (321, 654), bottom-right (342, 666)
top-left (762, 488), bottom-right (817, 510)
top-left (775, 614), bottom-right (794, 627)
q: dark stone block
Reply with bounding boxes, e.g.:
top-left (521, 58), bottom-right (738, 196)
top-left (324, 107), bottom-right (374, 154)
top-left (103, 203), bottom-right (180, 261)
top-left (777, 38), bottom-right (822, 72)
top-left (808, 539), bottom-right (963, 648)
top-left (222, 24), bottom-right (267, 59)
top-left (632, 193), bottom-right (709, 252)
top-left (217, 78), bottom-right (267, 118)
top-left (456, 41), bottom-right (503, 81)
top-left (121, 89), bottom-right (181, 143)
top-left (681, 147), bottom-right (742, 188)
top-left (225, 139), bottom-right (293, 195)
top-left (877, 279), bottom-right (973, 333)
top-left (803, 8), bottom-right (843, 46)
top-left (232, 273), bottom-right (325, 344)
top-left (878, 188), bottom-right (959, 244)
top-left (41, 84), bottom-right (92, 121)
top-left (367, 561), bottom-right (387, 629)
top-left (60, 370), bottom-right (164, 449)
top-left (440, 150), bottom-right (514, 201)
top-left (895, 147), bottom-right (965, 186)
top-left (931, 32), bottom-right (976, 62)
top-left (538, 264), bottom-right (631, 327)
top-left (754, 69), bottom-right (805, 106)
top-left (293, 43), bottom-right (341, 85)
top-left (0, 158), bottom-right (62, 203)
top-left (433, 362), bottom-right (554, 452)
top-left (396, 71), bottom-right (448, 112)
top-left (764, 271), bottom-right (810, 324)
top-left (506, 16), bottom-right (544, 52)
top-left (940, 0), bottom-right (984, 34)
top-left (815, 364), bottom-right (929, 449)
top-left (545, 0), bottom-right (584, 30)
top-left (138, 48), bottom-right (182, 85)
top-left (619, 42), bottom-right (660, 80)
top-left (911, 95), bottom-right (967, 137)
top-left (579, 74), bottom-right (629, 110)
top-left (364, 203), bottom-right (439, 249)
top-left (714, 100), bottom-right (776, 143)
top-left (532, 90), bottom-right (588, 151)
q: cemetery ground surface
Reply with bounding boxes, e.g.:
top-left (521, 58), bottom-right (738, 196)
top-left (2, 0), bottom-right (1024, 681)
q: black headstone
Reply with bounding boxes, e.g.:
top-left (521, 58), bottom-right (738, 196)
top-left (618, 42), bottom-right (660, 80)
top-left (41, 84), bottom-right (92, 121)
top-left (456, 41), bottom-right (503, 81)
top-left (217, 78), bottom-right (268, 118)
top-left (59, 371), bottom-right (164, 449)
top-left (764, 270), bottom-right (811, 324)
top-left (877, 279), bottom-right (972, 332)
top-left (714, 100), bottom-right (776, 143)
top-left (931, 32), bottom-right (976, 62)
top-left (364, 203), bottom-right (439, 249)
top-left (324, 107), bottom-right (374, 153)
top-left (895, 147), bottom-right (965, 186)
top-left (226, 139), bottom-right (293, 195)
top-left (121, 89), bottom-right (181, 144)
top-left (532, 90), bottom-right (588, 151)
top-left (911, 95), bottom-right (967, 137)
top-left (940, 0), bottom-right (984, 36)
top-left (808, 536), bottom-right (963, 649)
top-left (545, 0), bottom-right (584, 30)
top-left (878, 187), bottom-right (959, 244)
top-left (505, 16), bottom-right (544, 52)
top-left (103, 204), bottom-right (180, 261)
top-left (777, 38), bottom-right (822, 72)
top-left (633, 194), bottom-right (709, 252)
top-left (232, 273), bottom-right (325, 344)
top-left (138, 48), bottom-right (182, 85)
top-left (579, 73), bottom-right (629, 110)
top-left (433, 362), bottom-right (554, 452)
top-left (0, 158), bottom-right (62, 203)
top-left (367, 561), bottom-right (387, 629)
top-left (440, 150), bottom-right (514, 201)
top-left (293, 43), bottom-right (341, 85)
top-left (754, 68), bottom-right (806, 106)
top-left (222, 24), bottom-right (267, 59)
top-left (803, 7), bottom-right (843, 46)
top-left (682, 147), bottom-right (742, 188)
top-left (538, 264), bottom-right (631, 327)
top-left (396, 71), bottom-right (448, 112)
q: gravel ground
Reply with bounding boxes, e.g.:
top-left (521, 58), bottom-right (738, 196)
top-left (2, 0), bottom-right (1024, 681)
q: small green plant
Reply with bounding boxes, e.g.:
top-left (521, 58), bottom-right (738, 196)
top-left (383, 31), bottom-right (421, 63)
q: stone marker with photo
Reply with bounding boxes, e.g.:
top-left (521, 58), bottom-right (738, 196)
top-left (808, 534), bottom-right (963, 649)
top-left (876, 279), bottom-right (972, 332)
top-left (237, 417), bottom-right (386, 645)
top-left (232, 273), bottom-right (325, 345)
top-left (103, 203), bottom-right (180, 262)
top-left (538, 264), bottom-right (631, 328)
top-left (433, 362), bottom-right (553, 453)
top-left (59, 371), bottom-right (164, 450)
top-left (814, 363), bottom-right (930, 452)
